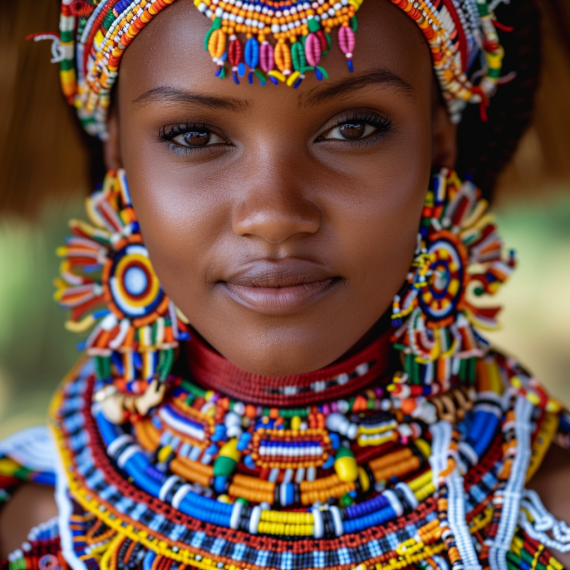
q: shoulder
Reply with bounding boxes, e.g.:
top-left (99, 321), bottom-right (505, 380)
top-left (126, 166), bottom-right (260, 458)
top-left (0, 426), bottom-right (58, 559)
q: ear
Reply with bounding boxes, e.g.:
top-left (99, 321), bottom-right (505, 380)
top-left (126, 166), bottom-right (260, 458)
top-left (103, 108), bottom-right (123, 170)
top-left (431, 100), bottom-right (458, 169)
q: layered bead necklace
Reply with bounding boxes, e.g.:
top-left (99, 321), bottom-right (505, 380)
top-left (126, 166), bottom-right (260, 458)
top-left (48, 333), bottom-right (569, 570)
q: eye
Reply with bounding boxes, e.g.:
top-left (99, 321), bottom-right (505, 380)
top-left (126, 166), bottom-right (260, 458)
top-left (323, 122), bottom-right (378, 141)
top-left (173, 128), bottom-right (225, 148)
top-left (318, 112), bottom-right (392, 143)
top-left (158, 122), bottom-right (228, 151)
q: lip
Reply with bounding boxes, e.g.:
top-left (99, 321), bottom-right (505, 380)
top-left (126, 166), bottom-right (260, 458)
top-left (219, 259), bottom-right (341, 315)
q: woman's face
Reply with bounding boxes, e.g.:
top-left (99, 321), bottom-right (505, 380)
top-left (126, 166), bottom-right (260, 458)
top-left (110, 0), bottom-right (456, 375)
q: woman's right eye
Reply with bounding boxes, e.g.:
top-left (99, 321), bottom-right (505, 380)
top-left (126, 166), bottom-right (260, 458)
top-left (172, 129), bottom-right (225, 148)
top-left (159, 123), bottom-right (228, 151)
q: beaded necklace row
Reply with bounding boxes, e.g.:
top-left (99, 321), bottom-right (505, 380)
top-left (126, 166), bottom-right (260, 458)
top-left (49, 346), bottom-right (566, 570)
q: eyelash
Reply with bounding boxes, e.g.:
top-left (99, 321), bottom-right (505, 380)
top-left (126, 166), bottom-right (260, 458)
top-left (157, 111), bottom-right (393, 155)
top-left (158, 122), bottom-right (226, 154)
top-left (319, 111), bottom-right (393, 143)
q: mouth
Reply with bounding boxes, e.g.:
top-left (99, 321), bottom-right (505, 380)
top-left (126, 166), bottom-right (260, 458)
top-left (219, 260), bottom-right (342, 316)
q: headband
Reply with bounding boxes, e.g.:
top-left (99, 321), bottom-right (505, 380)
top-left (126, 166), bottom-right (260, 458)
top-left (49, 0), bottom-right (507, 138)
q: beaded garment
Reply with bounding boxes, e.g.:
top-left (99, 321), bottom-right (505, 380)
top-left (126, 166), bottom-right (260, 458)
top-left (3, 342), bottom-right (570, 570)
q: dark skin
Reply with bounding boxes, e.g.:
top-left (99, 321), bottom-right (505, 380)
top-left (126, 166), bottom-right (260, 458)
top-left (2, 0), bottom-right (570, 564)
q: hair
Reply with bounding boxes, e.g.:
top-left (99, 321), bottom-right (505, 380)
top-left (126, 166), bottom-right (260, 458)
top-left (456, 0), bottom-right (541, 198)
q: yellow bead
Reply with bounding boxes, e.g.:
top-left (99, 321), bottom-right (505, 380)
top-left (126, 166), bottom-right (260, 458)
top-left (219, 438), bottom-right (241, 462)
top-left (157, 445), bottom-right (173, 463)
top-left (358, 467), bottom-right (370, 492)
top-left (335, 455), bottom-right (358, 483)
top-left (291, 416), bottom-right (302, 431)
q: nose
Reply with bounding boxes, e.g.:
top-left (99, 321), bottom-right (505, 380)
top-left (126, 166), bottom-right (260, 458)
top-left (232, 160), bottom-right (321, 244)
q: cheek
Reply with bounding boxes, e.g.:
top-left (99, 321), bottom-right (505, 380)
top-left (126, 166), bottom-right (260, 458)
top-left (327, 149), bottom-right (429, 314)
top-left (123, 164), bottom-right (228, 305)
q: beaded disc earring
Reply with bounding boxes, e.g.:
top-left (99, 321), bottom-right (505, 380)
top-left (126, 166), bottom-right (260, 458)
top-left (55, 169), bottom-right (190, 421)
top-left (390, 168), bottom-right (516, 399)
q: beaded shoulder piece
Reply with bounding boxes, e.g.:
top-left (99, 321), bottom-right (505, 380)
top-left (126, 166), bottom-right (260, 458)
top-left (0, 428), bottom-right (61, 570)
top-left (48, 348), bottom-right (570, 570)
top-left (0, 426), bottom-right (57, 490)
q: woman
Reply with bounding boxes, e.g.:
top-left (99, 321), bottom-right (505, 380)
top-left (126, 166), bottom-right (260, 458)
top-left (1, 0), bottom-right (570, 569)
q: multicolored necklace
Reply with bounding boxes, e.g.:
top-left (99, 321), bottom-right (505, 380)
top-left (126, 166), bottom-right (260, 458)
top-left (46, 336), bottom-right (569, 570)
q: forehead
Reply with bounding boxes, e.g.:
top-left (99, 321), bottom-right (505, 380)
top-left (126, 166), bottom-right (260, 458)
top-left (119, 0), bottom-right (433, 111)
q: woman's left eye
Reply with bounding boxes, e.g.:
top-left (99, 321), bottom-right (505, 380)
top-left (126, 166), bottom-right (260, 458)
top-left (318, 113), bottom-right (392, 143)
top-left (172, 129), bottom-right (225, 148)
top-left (322, 122), bottom-right (378, 141)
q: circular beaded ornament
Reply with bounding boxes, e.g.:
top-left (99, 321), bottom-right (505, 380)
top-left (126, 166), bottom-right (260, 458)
top-left (54, 169), bottom-right (190, 392)
top-left (390, 169), bottom-right (516, 386)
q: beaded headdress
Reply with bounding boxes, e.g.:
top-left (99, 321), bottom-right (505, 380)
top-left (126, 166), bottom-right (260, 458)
top-left (45, 0), bottom-right (509, 138)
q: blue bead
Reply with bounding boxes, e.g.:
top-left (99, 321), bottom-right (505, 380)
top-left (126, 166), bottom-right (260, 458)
top-left (206, 443), bottom-right (219, 455)
top-left (237, 432), bottom-right (252, 451)
top-left (329, 433), bottom-right (340, 449)
top-left (244, 454), bottom-right (256, 469)
top-left (211, 425), bottom-right (227, 442)
top-left (245, 38), bottom-right (260, 68)
top-left (214, 476), bottom-right (228, 493)
top-left (323, 455), bottom-right (335, 470)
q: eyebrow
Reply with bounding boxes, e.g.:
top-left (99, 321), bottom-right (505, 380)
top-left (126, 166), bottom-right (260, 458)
top-left (300, 68), bottom-right (416, 108)
top-left (132, 86), bottom-right (250, 112)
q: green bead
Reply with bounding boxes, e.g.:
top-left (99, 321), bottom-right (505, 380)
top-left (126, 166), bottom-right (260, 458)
top-left (308, 18), bottom-right (321, 33)
top-left (204, 28), bottom-right (214, 51)
top-left (213, 455), bottom-right (237, 477)
top-left (350, 15), bottom-right (358, 33)
top-left (340, 493), bottom-right (354, 507)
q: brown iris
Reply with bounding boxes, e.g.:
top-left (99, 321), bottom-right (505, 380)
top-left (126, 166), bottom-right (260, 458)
top-left (184, 130), bottom-right (211, 146)
top-left (338, 123), bottom-right (366, 140)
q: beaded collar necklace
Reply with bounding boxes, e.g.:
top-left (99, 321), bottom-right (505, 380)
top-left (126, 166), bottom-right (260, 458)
top-left (184, 330), bottom-right (393, 406)
top-left (50, 340), bottom-right (566, 570)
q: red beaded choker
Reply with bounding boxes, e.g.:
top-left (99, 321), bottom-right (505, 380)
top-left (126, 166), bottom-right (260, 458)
top-left (185, 330), bottom-right (393, 407)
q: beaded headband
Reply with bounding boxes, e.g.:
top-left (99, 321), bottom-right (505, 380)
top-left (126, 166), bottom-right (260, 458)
top-left (47, 0), bottom-right (507, 138)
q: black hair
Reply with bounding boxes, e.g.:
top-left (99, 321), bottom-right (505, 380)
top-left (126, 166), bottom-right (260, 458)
top-left (455, 0), bottom-right (541, 198)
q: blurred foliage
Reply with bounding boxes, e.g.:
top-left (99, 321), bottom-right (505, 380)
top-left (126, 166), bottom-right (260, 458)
top-left (0, 195), bottom-right (569, 437)
top-left (0, 202), bottom-right (82, 438)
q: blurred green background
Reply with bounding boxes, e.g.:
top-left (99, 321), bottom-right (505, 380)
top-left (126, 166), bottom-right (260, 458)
top-left (1, 193), bottom-right (570, 438)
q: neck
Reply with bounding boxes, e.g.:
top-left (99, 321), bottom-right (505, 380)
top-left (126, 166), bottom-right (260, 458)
top-left (183, 328), bottom-right (394, 407)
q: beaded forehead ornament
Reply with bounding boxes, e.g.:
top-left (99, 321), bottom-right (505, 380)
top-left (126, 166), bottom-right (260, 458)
top-left (46, 0), bottom-right (507, 138)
